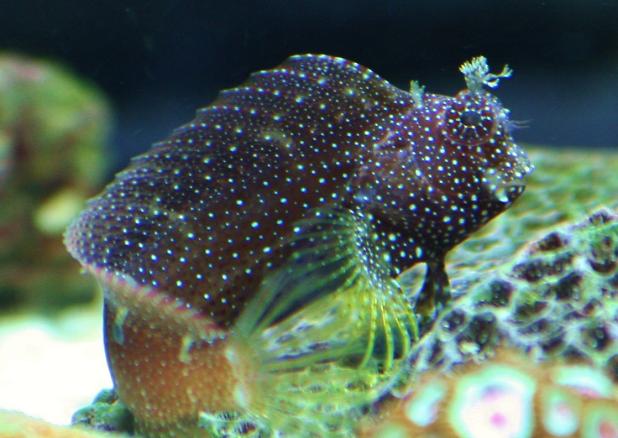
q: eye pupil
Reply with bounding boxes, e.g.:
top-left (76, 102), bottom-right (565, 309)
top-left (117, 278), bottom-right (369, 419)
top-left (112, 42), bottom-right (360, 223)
top-left (461, 110), bottom-right (481, 126)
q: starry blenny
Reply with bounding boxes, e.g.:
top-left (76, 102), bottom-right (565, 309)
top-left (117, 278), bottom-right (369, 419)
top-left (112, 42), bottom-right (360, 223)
top-left (65, 54), bottom-right (533, 435)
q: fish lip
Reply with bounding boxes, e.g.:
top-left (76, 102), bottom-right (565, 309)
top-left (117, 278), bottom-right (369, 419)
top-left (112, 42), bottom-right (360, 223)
top-left (500, 165), bottom-right (533, 192)
top-left (504, 142), bottom-right (535, 183)
top-left (511, 160), bottom-right (535, 183)
top-left (480, 149), bottom-right (533, 203)
top-left (515, 158), bottom-right (535, 184)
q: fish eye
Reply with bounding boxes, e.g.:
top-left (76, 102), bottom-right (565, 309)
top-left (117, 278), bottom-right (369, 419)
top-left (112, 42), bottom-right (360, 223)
top-left (460, 110), bottom-right (482, 126)
top-left (444, 96), bottom-right (497, 146)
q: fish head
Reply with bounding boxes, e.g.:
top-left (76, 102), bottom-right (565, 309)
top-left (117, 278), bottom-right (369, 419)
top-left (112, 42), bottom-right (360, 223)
top-left (357, 57), bottom-right (534, 258)
top-left (436, 87), bottom-right (534, 206)
top-left (403, 57), bottom-right (533, 212)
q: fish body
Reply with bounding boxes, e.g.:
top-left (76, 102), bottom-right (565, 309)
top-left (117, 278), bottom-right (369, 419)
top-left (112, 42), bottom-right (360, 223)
top-left (67, 54), bottom-right (530, 325)
top-left (65, 54), bottom-right (532, 435)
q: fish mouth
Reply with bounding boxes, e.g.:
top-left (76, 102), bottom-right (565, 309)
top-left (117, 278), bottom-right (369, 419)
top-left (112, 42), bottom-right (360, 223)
top-left (482, 144), bottom-right (534, 203)
top-left (511, 145), bottom-right (535, 184)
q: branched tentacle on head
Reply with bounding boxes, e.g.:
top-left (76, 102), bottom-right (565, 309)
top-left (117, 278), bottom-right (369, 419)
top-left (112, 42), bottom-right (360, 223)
top-left (460, 56), bottom-right (512, 93)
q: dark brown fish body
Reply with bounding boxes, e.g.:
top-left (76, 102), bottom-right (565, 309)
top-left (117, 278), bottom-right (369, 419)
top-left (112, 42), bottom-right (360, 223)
top-left (67, 55), bottom-right (530, 326)
top-left (65, 54), bottom-right (532, 435)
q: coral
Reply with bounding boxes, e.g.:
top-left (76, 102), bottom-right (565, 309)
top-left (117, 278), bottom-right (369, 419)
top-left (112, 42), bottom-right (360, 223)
top-left (71, 390), bottom-right (134, 434)
top-left (360, 352), bottom-right (618, 437)
top-left (406, 207), bottom-right (618, 382)
top-left (0, 53), bottom-right (110, 312)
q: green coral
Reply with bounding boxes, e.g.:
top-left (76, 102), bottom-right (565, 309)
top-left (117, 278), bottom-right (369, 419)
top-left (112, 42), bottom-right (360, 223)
top-left (72, 389), bottom-right (134, 434)
top-left (0, 53), bottom-right (110, 312)
top-left (407, 207), bottom-right (618, 382)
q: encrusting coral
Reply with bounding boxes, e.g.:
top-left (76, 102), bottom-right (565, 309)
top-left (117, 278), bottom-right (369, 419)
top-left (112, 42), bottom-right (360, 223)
top-left (406, 206), bottom-right (618, 383)
top-left (360, 351), bottom-right (618, 437)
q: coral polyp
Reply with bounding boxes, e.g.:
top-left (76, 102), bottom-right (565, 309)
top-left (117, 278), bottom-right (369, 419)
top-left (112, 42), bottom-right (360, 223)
top-left (360, 352), bottom-right (618, 438)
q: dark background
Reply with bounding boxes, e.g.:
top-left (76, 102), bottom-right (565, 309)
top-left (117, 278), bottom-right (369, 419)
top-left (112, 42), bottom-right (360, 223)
top-left (2, 0), bottom-right (617, 172)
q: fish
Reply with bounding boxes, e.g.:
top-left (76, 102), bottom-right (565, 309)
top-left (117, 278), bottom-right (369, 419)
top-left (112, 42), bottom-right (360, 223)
top-left (65, 54), bottom-right (532, 436)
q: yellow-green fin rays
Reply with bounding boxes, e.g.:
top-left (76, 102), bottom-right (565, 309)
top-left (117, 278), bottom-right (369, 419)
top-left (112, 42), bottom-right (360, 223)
top-left (233, 208), bottom-right (419, 433)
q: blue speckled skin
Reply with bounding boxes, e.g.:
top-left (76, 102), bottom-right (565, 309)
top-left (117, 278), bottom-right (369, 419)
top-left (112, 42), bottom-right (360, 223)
top-left (66, 54), bottom-right (532, 327)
